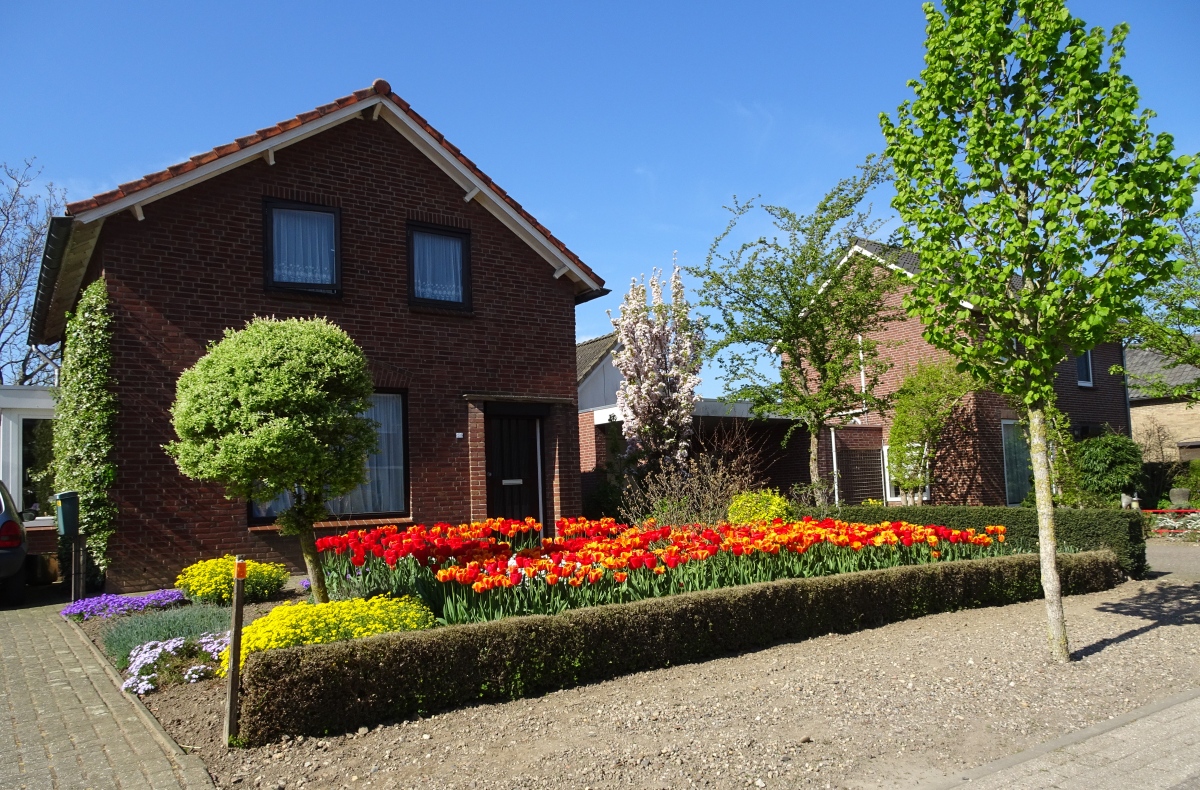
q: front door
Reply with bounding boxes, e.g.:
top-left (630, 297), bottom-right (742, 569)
top-left (485, 415), bottom-right (543, 521)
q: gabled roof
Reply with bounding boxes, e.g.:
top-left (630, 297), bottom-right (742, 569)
top-left (1125, 346), bottom-right (1200, 401)
top-left (849, 238), bottom-right (920, 276)
top-left (31, 79), bottom-right (606, 344)
top-left (577, 332), bottom-right (618, 383)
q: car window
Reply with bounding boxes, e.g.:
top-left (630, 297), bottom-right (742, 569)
top-left (0, 481), bottom-right (22, 524)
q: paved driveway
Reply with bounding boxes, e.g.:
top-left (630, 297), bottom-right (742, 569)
top-left (1147, 539), bottom-right (1200, 582)
top-left (0, 585), bottom-right (212, 789)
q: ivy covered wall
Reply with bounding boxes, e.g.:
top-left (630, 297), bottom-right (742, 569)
top-left (52, 278), bottom-right (118, 570)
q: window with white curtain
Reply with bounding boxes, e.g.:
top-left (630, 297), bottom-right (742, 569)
top-left (250, 392), bottom-right (407, 520)
top-left (266, 201), bottom-right (339, 291)
top-left (410, 226), bottom-right (468, 306)
top-left (1001, 420), bottom-right (1033, 506)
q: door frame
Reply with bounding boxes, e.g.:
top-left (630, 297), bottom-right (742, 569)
top-left (484, 402), bottom-right (547, 527)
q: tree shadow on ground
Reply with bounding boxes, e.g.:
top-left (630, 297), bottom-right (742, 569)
top-left (1072, 581), bottom-right (1200, 660)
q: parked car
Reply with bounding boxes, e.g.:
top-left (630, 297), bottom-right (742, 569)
top-left (0, 481), bottom-right (27, 604)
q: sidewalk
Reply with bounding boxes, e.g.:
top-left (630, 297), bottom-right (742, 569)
top-left (933, 688), bottom-right (1200, 789)
top-left (0, 588), bottom-right (212, 789)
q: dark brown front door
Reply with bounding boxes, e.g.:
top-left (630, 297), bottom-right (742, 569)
top-left (485, 415), bottom-right (542, 521)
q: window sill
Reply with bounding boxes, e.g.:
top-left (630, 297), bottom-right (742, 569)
top-left (408, 302), bottom-right (473, 318)
top-left (1076, 383), bottom-right (1095, 389)
top-left (264, 286), bottom-right (343, 299)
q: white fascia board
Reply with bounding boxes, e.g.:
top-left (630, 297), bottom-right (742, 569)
top-left (591, 405), bottom-right (622, 425)
top-left (376, 105), bottom-right (600, 292)
top-left (847, 243), bottom-right (914, 278)
top-left (849, 242), bottom-right (976, 310)
top-left (71, 97), bottom-right (386, 226)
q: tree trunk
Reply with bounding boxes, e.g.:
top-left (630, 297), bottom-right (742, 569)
top-left (1028, 404), bottom-right (1070, 662)
top-left (809, 428), bottom-right (827, 508)
top-left (297, 524), bottom-right (330, 604)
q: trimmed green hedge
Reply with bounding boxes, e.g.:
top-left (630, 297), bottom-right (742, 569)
top-left (802, 505), bottom-right (1146, 578)
top-left (239, 551), bottom-right (1123, 745)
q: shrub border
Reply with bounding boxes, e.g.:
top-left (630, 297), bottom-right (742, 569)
top-left (240, 551), bottom-right (1123, 745)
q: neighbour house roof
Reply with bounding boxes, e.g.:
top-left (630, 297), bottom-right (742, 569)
top-left (576, 332), bottom-right (618, 383)
top-left (30, 79), bottom-right (606, 345)
top-left (1125, 346), bottom-right (1200, 401)
top-left (849, 238), bottom-right (920, 276)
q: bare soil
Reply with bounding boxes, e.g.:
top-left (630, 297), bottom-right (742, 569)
top-left (133, 577), bottom-right (1200, 790)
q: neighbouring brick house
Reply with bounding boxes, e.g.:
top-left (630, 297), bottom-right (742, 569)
top-left (30, 80), bottom-right (607, 591)
top-left (579, 240), bottom-right (1132, 510)
top-left (834, 240), bottom-right (1132, 506)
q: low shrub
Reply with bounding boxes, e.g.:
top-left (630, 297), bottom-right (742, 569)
top-left (239, 550), bottom-right (1123, 744)
top-left (222, 595), bottom-right (435, 674)
top-left (175, 555), bottom-right (289, 605)
top-left (60, 589), bottom-right (186, 621)
top-left (797, 505), bottom-right (1146, 578)
top-left (727, 489), bottom-right (796, 523)
top-left (101, 604), bottom-right (231, 670)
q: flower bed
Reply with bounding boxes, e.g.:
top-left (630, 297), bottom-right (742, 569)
top-left (121, 632), bottom-right (229, 694)
top-left (239, 550), bottom-right (1124, 745)
top-left (316, 516), bottom-right (1010, 623)
top-left (61, 589), bottom-right (187, 621)
top-left (175, 555), bottom-right (289, 604)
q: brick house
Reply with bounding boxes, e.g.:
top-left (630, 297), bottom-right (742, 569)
top-left (1125, 346), bottom-right (1200, 462)
top-left (828, 240), bottom-right (1132, 506)
top-left (579, 239), bottom-right (1132, 510)
top-left (29, 80), bottom-right (607, 591)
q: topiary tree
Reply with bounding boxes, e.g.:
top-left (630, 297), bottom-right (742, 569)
top-left (53, 278), bottom-right (118, 572)
top-left (166, 317), bottom-right (377, 603)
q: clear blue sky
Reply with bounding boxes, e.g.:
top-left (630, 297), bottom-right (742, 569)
top-left (3, 1), bottom-right (1197, 395)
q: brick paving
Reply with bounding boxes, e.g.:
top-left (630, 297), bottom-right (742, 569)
top-left (0, 588), bottom-right (212, 789)
top-left (934, 689), bottom-right (1200, 789)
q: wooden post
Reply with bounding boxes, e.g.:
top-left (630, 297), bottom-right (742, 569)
top-left (224, 555), bottom-right (246, 743)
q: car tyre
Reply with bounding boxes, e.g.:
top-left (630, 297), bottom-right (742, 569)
top-left (2, 565), bottom-right (26, 606)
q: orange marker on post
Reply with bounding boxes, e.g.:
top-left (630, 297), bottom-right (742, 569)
top-left (225, 555), bottom-right (247, 743)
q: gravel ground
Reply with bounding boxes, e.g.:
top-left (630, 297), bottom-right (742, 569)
top-left (138, 577), bottom-right (1200, 790)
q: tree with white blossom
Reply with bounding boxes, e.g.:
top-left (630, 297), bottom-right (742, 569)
top-left (609, 260), bottom-right (704, 472)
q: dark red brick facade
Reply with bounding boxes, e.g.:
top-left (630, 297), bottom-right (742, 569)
top-left (861, 286), bottom-right (1130, 506)
top-left (81, 117), bottom-right (585, 591)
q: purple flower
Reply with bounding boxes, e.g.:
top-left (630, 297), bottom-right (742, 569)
top-left (60, 589), bottom-right (187, 621)
top-left (299, 578), bottom-right (312, 591)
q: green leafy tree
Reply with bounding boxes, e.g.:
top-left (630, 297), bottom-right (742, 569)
top-left (166, 317), bottom-right (377, 603)
top-left (887, 360), bottom-right (974, 505)
top-left (53, 279), bottom-right (118, 570)
top-left (1126, 211), bottom-right (1200, 398)
top-left (881, 0), bottom-right (1199, 660)
top-left (691, 158), bottom-right (900, 506)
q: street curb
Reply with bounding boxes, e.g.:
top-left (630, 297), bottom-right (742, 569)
top-left (64, 614), bottom-right (216, 789)
top-left (929, 686), bottom-right (1200, 788)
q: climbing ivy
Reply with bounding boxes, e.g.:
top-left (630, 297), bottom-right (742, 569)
top-left (53, 279), bottom-right (118, 570)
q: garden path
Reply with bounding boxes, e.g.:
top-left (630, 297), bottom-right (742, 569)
top-left (0, 585), bottom-right (213, 789)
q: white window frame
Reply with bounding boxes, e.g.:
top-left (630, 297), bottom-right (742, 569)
top-left (881, 444), bottom-right (929, 503)
top-left (1076, 350), bottom-right (1093, 387)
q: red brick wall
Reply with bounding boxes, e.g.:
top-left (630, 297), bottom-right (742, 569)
top-left (857, 280), bottom-right (1130, 506)
top-left (85, 116), bottom-right (583, 591)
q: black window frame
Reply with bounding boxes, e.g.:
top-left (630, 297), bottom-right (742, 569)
top-left (407, 221), bottom-right (472, 311)
top-left (263, 198), bottom-right (342, 296)
top-left (246, 389), bottom-right (411, 525)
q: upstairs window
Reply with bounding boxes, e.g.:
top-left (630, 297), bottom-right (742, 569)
top-left (409, 224), bottom-right (470, 307)
top-left (1076, 351), bottom-right (1093, 387)
top-left (265, 200), bottom-right (340, 293)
